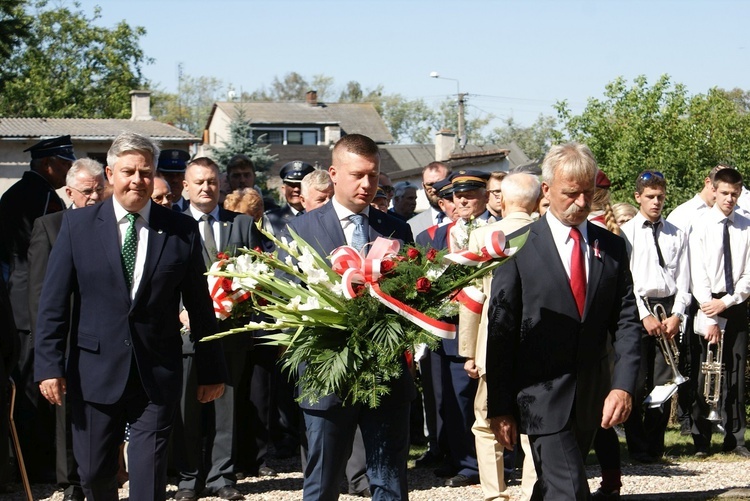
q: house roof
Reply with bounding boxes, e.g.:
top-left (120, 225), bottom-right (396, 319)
top-left (383, 141), bottom-right (531, 179)
top-left (209, 102), bottom-right (394, 144)
top-left (0, 117), bottom-right (199, 141)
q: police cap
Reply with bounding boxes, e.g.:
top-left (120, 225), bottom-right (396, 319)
top-left (280, 161), bottom-right (315, 183)
top-left (24, 135), bottom-right (76, 162)
top-left (157, 149), bottom-right (191, 173)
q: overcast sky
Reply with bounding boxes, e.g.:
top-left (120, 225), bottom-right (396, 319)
top-left (73, 0), bottom-right (750, 131)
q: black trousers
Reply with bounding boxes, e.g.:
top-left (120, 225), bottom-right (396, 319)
top-left (691, 302), bottom-right (747, 452)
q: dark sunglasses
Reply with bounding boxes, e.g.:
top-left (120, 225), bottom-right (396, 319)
top-left (638, 171), bottom-right (664, 182)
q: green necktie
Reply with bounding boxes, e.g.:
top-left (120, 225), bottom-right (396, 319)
top-left (121, 213), bottom-right (138, 289)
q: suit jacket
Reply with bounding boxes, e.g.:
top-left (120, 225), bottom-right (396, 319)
top-left (457, 212), bottom-right (535, 372)
top-left (28, 210), bottom-right (65, 336)
top-left (265, 203), bottom-right (296, 236)
top-left (486, 215), bottom-right (641, 434)
top-left (34, 198), bottom-right (227, 405)
top-left (0, 171), bottom-right (65, 332)
top-left (285, 202), bottom-right (415, 410)
top-left (182, 206), bottom-right (262, 353)
top-left (408, 208), bottom-right (438, 240)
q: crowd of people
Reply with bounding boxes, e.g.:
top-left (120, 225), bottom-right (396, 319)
top-left (0, 131), bottom-right (747, 501)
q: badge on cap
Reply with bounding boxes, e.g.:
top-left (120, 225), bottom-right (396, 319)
top-left (280, 160), bottom-right (315, 183)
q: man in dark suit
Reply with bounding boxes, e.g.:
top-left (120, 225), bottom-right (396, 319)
top-left (34, 132), bottom-right (227, 501)
top-left (0, 135), bottom-right (75, 482)
top-left (486, 142), bottom-right (641, 500)
top-left (28, 158), bottom-right (107, 501)
top-left (172, 157), bottom-right (262, 501)
top-left (286, 134), bottom-right (414, 501)
top-left (265, 160), bottom-right (316, 236)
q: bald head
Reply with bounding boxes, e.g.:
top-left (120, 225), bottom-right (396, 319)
top-left (501, 172), bottom-right (541, 215)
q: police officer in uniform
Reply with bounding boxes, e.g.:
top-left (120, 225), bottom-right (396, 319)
top-left (265, 161), bottom-right (316, 235)
top-left (157, 149), bottom-right (191, 212)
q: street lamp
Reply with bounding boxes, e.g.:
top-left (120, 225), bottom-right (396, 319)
top-left (430, 71), bottom-right (466, 147)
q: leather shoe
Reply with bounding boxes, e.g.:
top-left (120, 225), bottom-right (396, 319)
top-left (258, 465), bottom-right (277, 477)
top-left (174, 489), bottom-right (198, 501)
top-left (215, 486), bottom-right (245, 500)
top-left (63, 486), bottom-right (85, 501)
top-left (591, 488), bottom-right (620, 500)
top-left (724, 446), bottom-right (750, 458)
top-left (444, 474), bottom-right (479, 487)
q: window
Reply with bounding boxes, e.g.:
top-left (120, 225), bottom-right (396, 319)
top-left (252, 128), bottom-right (319, 145)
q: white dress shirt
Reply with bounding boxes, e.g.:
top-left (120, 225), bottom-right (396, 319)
top-left (331, 198), bottom-right (373, 247)
top-left (620, 212), bottom-right (690, 319)
top-left (546, 211), bottom-right (590, 281)
top-left (187, 204), bottom-right (220, 250)
top-left (689, 204), bottom-right (750, 326)
top-left (666, 194), bottom-right (710, 235)
top-left (112, 197), bottom-right (151, 299)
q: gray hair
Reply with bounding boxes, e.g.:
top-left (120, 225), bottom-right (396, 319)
top-left (501, 173), bottom-right (540, 209)
top-left (393, 181), bottom-right (417, 199)
top-left (106, 131), bottom-right (160, 169)
top-left (66, 158), bottom-right (104, 187)
top-left (301, 169), bottom-right (332, 197)
top-left (541, 142), bottom-right (597, 186)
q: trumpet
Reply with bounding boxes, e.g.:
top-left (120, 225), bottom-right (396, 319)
top-left (647, 302), bottom-right (689, 386)
top-left (701, 330), bottom-right (725, 431)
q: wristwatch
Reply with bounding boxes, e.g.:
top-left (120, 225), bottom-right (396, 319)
top-left (672, 312), bottom-right (685, 323)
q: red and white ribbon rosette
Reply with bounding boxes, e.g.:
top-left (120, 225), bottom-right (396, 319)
top-left (330, 237), bottom-right (456, 339)
top-left (208, 260), bottom-right (252, 320)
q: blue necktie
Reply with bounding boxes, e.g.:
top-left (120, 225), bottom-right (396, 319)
top-left (349, 214), bottom-right (368, 253)
top-left (436, 211), bottom-right (446, 224)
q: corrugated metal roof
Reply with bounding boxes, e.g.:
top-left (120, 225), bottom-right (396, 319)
top-left (0, 118), bottom-right (199, 141)
top-left (212, 102), bottom-right (394, 144)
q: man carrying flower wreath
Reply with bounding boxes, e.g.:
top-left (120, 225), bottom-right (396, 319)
top-left (284, 134), bottom-right (414, 501)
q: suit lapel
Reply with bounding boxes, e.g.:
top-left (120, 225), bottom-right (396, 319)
top-left (96, 200), bottom-right (130, 298)
top-left (583, 223), bottom-right (605, 319)
top-left (533, 218), bottom-right (581, 319)
top-left (133, 203), bottom-right (168, 307)
top-left (316, 203), bottom-right (346, 251)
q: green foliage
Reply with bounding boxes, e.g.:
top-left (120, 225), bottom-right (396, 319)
top-left (244, 71), bottom-right (336, 102)
top-left (487, 114), bottom-right (559, 160)
top-left (0, 0), bottom-right (31, 62)
top-left (0, 0), bottom-right (151, 118)
top-left (555, 75), bottom-right (750, 211)
top-left (151, 73), bottom-right (225, 135)
top-left (432, 97), bottom-right (494, 146)
top-left (206, 107), bottom-right (277, 182)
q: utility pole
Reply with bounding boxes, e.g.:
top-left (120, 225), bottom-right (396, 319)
top-left (430, 72), bottom-right (467, 148)
top-left (457, 92), bottom-right (467, 148)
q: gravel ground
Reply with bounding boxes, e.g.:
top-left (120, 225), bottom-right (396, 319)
top-left (7, 453), bottom-right (750, 501)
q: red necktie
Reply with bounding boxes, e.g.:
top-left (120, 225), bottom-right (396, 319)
top-left (569, 227), bottom-right (586, 318)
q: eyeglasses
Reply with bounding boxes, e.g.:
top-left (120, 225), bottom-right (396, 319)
top-left (69, 185), bottom-right (105, 199)
top-left (638, 171), bottom-right (664, 182)
top-left (488, 189), bottom-right (502, 197)
top-left (152, 193), bottom-right (173, 203)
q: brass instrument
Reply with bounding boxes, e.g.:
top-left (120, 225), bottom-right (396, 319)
top-left (701, 330), bottom-right (725, 432)
top-left (648, 302), bottom-right (689, 385)
top-left (643, 301), bottom-right (689, 408)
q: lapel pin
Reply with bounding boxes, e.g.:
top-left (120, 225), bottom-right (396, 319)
top-left (593, 239), bottom-right (601, 260)
top-left (157, 229), bottom-right (163, 235)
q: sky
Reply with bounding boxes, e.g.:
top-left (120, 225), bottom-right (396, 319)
top-left (71, 0), bottom-right (750, 134)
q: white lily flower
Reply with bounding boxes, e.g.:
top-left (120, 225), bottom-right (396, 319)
top-left (299, 296), bottom-right (320, 311)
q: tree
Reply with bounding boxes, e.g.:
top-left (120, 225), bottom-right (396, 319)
top-left (487, 114), bottom-right (559, 160)
top-left (207, 107), bottom-right (277, 186)
top-left (245, 72), bottom-right (335, 102)
top-left (0, 0), bottom-right (30, 61)
top-left (555, 75), bottom-right (750, 210)
top-left (431, 97), bottom-right (493, 146)
top-left (151, 73), bottom-right (225, 134)
top-left (0, 0), bottom-right (151, 118)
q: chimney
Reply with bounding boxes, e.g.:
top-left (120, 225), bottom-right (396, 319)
top-left (435, 129), bottom-right (456, 162)
top-left (306, 90), bottom-right (318, 106)
top-left (130, 90), bottom-right (152, 121)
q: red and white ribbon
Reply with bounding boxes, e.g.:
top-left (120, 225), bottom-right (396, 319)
top-left (453, 286), bottom-right (486, 314)
top-left (208, 261), bottom-right (252, 320)
top-left (444, 229), bottom-right (511, 266)
top-left (331, 237), bottom-right (456, 339)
